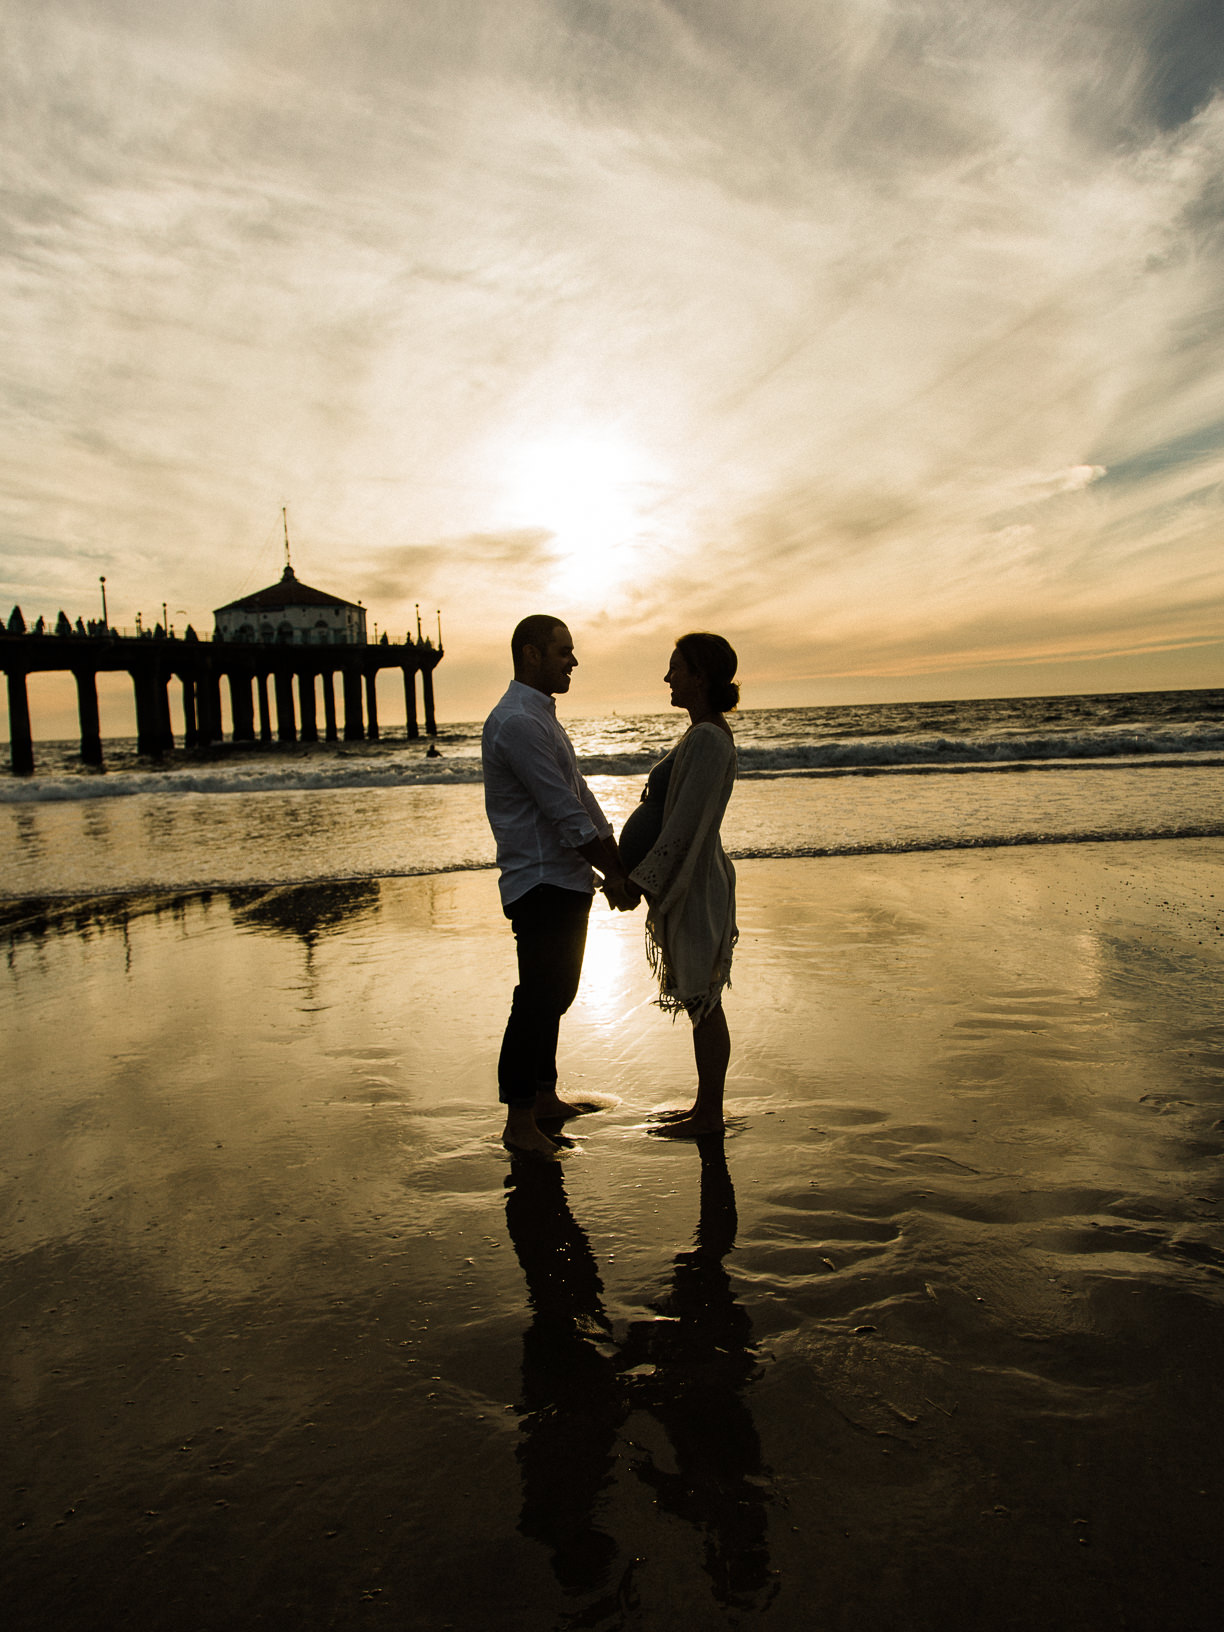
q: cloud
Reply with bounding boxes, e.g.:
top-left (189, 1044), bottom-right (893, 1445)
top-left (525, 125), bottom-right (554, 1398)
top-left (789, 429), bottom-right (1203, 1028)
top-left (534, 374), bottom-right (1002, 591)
top-left (358, 528), bottom-right (557, 608)
top-left (1047, 465), bottom-right (1107, 494)
top-left (2, 1), bottom-right (1224, 702)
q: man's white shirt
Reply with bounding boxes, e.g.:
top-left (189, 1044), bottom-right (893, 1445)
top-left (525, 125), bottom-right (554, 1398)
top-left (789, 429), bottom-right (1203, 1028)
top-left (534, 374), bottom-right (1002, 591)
top-left (482, 680), bottom-right (613, 907)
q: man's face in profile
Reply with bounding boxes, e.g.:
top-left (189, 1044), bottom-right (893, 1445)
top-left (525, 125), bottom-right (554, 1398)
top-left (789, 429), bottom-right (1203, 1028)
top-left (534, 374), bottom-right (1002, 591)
top-left (534, 625), bottom-right (577, 695)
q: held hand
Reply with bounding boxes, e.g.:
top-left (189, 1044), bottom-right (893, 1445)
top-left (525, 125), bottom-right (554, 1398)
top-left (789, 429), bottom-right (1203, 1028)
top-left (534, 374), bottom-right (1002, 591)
top-left (601, 875), bottom-right (640, 912)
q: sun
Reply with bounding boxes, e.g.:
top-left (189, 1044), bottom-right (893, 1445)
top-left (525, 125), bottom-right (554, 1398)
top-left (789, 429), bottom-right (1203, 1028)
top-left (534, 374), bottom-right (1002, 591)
top-left (502, 429), bottom-right (659, 598)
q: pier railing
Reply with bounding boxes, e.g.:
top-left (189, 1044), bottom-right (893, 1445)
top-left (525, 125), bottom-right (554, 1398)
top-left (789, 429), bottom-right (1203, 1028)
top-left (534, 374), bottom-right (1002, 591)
top-left (0, 631), bottom-right (444, 775)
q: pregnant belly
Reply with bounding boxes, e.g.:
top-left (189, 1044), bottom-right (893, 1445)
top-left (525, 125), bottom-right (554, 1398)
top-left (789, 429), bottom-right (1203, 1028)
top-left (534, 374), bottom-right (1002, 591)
top-left (618, 800), bottom-right (662, 875)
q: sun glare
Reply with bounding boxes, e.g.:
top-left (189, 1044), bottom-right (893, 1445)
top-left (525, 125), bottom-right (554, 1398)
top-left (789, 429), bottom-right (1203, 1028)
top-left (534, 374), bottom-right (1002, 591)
top-left (503, 430), bottom-right (659, 599)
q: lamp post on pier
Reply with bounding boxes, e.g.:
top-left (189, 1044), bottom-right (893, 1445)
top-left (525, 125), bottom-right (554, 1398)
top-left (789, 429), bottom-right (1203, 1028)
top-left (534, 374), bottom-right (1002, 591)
top-left (99, 576), bottom-right (108, 630)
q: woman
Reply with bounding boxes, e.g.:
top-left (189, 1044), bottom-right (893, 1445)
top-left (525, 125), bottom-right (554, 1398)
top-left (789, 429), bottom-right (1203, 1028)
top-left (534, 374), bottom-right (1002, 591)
top-left (619, 632), bottom-right (739, 1138)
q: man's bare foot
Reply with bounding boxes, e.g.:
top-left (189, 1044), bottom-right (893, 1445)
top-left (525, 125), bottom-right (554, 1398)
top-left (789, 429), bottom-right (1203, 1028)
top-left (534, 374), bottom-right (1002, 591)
top-left (648, 1106), bottom-right (699, 1123)
top-left (650, 1113), bottom-right (725, 1139)
top-left (533, 1089), bottom-right (596, 1122)
top-left (503, 1108), bottom-right (561, 1156)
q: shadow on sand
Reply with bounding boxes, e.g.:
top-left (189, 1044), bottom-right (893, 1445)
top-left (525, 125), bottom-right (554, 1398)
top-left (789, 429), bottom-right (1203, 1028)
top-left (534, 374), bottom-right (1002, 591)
top-left (505, 1142), bottom-right (777, 1617)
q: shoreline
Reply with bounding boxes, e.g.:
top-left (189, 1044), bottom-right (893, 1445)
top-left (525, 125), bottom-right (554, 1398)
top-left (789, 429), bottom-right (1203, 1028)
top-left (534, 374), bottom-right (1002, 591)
top-left (5, 825), bottom-right (1224, 929)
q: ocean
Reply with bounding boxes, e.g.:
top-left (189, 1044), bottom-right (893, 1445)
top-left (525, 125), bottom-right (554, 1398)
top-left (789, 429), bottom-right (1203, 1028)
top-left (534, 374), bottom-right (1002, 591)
top-left (6, 689), bottom-right (1224, 1629)
top-left (3, 687), bottom-right (1223, 902)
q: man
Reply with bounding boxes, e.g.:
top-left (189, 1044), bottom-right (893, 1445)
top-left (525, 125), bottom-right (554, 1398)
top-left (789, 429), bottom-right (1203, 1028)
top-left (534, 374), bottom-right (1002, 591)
top-left (483, 615), bottom-right (635, 1155)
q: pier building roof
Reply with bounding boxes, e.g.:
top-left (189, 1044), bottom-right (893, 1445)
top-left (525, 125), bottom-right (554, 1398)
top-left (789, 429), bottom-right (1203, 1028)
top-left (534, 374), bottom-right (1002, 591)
top-left (214, 565), bottom-right (361, 614)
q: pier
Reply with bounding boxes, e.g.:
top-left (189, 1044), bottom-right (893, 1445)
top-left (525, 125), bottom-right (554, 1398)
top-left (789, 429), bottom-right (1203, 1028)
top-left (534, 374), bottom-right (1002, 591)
top-left (0, 630), bottom-right (443, 776)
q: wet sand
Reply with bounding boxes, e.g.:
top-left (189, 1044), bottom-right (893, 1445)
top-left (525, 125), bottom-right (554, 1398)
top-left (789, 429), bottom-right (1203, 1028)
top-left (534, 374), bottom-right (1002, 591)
top-left (3, 841), bottom-right (1224, 1631)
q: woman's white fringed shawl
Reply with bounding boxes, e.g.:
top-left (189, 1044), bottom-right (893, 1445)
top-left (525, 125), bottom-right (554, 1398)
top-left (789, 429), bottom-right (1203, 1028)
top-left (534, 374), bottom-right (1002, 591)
top-left (627, 722), bottom-right (737, 1021)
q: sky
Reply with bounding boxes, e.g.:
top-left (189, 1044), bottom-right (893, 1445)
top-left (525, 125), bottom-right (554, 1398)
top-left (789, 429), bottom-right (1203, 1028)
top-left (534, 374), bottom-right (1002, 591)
top-left (3, 0), bottom-right (1224, 731)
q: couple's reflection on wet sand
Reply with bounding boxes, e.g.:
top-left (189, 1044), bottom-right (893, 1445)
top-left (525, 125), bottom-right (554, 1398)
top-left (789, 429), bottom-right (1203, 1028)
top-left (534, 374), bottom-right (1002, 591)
top-left (504, 1144), bottom-right (775, 1611)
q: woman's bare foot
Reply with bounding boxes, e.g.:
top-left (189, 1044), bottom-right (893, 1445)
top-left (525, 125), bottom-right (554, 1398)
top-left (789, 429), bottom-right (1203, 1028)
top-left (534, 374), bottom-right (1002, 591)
top-left (647, 1105), bottom-right (699, 1122)
top-left (650, 1112), bottom-right (725, 1139)
top-left (503, 1107), bottom-right (562, 1156)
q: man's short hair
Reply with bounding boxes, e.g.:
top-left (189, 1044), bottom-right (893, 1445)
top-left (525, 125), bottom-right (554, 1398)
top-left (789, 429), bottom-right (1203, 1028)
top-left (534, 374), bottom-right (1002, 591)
top-left (511, 614), bottom-right (567, 667)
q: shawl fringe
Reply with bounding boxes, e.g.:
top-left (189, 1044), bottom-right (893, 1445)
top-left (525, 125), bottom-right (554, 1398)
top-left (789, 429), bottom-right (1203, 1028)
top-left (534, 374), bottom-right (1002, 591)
top-left (645, 915), bottom-right (737, 1023)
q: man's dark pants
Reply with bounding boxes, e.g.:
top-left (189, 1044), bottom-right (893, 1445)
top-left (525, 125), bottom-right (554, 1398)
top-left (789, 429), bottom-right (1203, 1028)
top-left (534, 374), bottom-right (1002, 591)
top-left (498, 884), bottom-right (592, 1108)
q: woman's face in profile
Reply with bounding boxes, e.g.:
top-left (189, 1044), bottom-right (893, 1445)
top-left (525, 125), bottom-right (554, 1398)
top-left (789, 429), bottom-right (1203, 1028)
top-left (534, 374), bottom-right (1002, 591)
top-left (665, 648), bottom-right (706, 711)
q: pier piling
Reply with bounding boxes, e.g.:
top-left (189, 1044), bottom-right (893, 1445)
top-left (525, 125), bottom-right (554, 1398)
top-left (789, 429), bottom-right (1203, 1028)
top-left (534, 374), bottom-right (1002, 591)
top-left (322, 672), bottom-right (338, 741)
top-left (6, 669), bottom-right (34, 776)
top-left (364, 672), bottom-right (380, 741)
top-left (182, 678), bottom-right (199, 749)
top-left (342, 669), bottom-right (364, 740)
top-left (155, 675), bottom-right (175, 754)
top-left (132, 667), bottom-right (160, 757)
top-left (256, 674), bottom-right (272, 743)
top-left (298, 672), bottom-right (318, 743)
top-left (199, 673), bottom-right (224, 747)
top-left (74, 669), bottom-right (103, 766)
top-left (228, 673), bottom-right (254, 743)
top-left (274, 670), bottom-right (297, 743)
